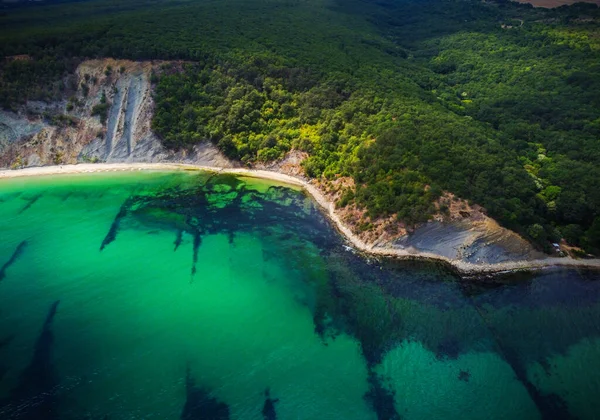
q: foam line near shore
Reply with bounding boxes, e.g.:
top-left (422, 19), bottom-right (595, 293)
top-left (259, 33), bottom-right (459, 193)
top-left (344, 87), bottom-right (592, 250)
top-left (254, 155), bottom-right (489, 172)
top-left (2, 162), bottom-right (599, 276)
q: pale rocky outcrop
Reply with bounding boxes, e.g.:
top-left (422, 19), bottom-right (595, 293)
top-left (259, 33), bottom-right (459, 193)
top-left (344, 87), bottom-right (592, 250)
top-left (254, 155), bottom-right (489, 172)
top-left (256, 151), bottom-right (547, 265)
top-left (392, 219), bottom-right (545, 265)
top-left (0, 111), bottom-right (46, 153)
top-left (0, 59), bottom-right (236, 169)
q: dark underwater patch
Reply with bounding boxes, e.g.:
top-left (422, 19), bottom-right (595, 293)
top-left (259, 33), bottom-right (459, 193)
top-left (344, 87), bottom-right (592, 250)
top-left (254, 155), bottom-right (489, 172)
top-left (0, 300), bottom-right (60, 420)
top-left (364, 370), bottom-right (401, 420)
top-left (100, 198), bottom-right (131, 251)
top-left (261, 388), bottom-right (278, 420)
top-left (180, 367), bottom-right (230, 420)
top-left (469, 268), bottom-right (600, 378)
top-left (98, 174), bottom-right (336, 286)
top-left (18, 194), bottom-right (42, 215)
top-left (471, 300), bottom-right (574, 420)
top-left (191, 232), bottom-right (202, 278)
top-left (0, 240), bottom-right (27, 281)
top-left (311, 250), bottom-right (493, 366)
top-left (311, 253), bottom-right (398, 366)
top-left (436, 337), bottom-right (461, 360)
top-left (174, 229), bottom-right (184, 251)
top-left (312, 244), bottom-right (600, 420)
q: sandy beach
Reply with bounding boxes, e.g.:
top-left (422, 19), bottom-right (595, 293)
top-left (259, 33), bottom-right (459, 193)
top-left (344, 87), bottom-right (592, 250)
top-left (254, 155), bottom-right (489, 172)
top-left (2, 162), bottom-right (600, 276)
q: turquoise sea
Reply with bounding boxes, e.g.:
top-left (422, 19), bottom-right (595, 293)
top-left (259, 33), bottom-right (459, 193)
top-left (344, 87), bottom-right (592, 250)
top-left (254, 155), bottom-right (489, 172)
top-left (0, 170), bottom-right (598, 419)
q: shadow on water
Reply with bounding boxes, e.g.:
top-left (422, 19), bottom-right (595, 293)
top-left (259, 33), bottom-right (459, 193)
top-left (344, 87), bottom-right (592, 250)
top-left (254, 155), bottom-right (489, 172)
top-left (181, 366), bottom-right (229, 420)
top-left (191, 232), bottom-right (202, 279)
top-left (0, 240), bottom-right (27, 281)
top-left (261, 388), bottom-right (278, 420)
top-left (18, 194), bottom-right (42, 215)
top-left (99, 198), bottom-right (132, 251)
top-left (60, 191), bottom-right (72, 202)
top-left (0, 300), bottom-right (60, 420)
top-left (174, 229), bottom-right (184, 251)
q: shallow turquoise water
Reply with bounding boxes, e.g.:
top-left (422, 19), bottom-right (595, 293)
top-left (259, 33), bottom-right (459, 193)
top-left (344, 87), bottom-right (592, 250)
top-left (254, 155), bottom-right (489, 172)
top-left (0, 170), bottom-right (598, 419)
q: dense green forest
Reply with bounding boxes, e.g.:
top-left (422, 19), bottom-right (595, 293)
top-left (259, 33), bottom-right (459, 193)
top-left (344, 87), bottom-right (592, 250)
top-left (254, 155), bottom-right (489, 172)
top-left (1, 0), bottom-right (599, 253)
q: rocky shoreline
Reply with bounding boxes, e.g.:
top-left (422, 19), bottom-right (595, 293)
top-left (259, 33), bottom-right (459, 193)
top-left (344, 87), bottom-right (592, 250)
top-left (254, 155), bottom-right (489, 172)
top-left (1, 162), bottom-right (599, 277)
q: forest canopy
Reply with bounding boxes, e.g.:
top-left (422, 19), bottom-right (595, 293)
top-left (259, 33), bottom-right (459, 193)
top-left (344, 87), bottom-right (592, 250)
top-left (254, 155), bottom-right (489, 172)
top-left (1, 0), bottom-right (599, 253)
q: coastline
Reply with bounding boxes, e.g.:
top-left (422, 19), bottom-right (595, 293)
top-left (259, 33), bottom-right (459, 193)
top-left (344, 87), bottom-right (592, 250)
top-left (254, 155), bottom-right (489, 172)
top-left (2, 162), bottom-right (600, 276)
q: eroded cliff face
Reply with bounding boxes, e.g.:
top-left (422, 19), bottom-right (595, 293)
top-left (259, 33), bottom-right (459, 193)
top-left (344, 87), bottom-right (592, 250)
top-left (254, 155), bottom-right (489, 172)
top-left (392, 219), bottom-right (545, 264)
top-left (391, 193), bottom-right (546, 264)
top-left (77, 59), bottom-right (163, 162)
top-left (0, 59), bottom-right (235, 169)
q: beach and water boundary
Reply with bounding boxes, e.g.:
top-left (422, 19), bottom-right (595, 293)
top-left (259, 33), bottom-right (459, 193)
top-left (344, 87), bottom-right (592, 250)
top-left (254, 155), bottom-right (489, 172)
top-left (2, 162), bottom-right (599, 276)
